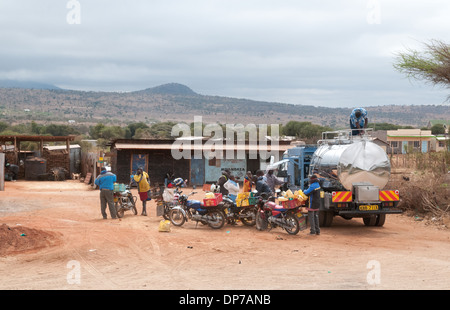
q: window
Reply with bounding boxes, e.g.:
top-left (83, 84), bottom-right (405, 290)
top-left (413, 141), bottom-right (420, 148)
top-left (390, 141), bottom-right (398, 148)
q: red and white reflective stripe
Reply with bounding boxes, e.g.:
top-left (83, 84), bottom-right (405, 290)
top-left (379, 190), bottom-right (400, 201)
top-left (332, 191), bottom-right (352, 203)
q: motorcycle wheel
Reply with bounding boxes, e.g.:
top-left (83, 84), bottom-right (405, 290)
top-left (207, 210), bottom-right (225, 229)
top-left (130, 197), bottom-right (137, 215)
top-left (240, 207), bottom-right (257, 226)
top-left (115, 202), bottom-right (124, 218)
top-left (284, 213), bottom-right (300, 235)
top-left (169, 208), bottom-right (186, 226)
top-left (163, 204), bottom-right (170, 220)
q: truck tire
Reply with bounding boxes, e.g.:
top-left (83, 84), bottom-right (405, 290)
top-left (319, 210), bottom-right (333, 227)
top-left (375, 214), bottom-right (386, 226)
top-left (363, 215), bottom-right (377, 226)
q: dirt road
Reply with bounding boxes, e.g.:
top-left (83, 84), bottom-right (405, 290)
top-left (0, 180), bottom-right (449, 290)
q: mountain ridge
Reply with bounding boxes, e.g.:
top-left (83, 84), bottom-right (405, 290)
top-left (0, 80), bottom-right (61, 90)
top-left (137, 83), bottom-right (198, 96)
top-left (0, 82), bottom-right (448, 128)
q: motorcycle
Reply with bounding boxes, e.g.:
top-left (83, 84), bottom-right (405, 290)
top-left (255, 192), bottom-right (304, 235)
top-left (155, 186), bottom-right (181, 220)
top-left (169, 191), bottom-right (226, 229)
top-left (218, 195), bottom-right (258, 226)
top-left (113, 185), bottom-right (138, 218)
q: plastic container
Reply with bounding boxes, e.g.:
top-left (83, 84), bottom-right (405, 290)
top-left (203, 193), bottom-right (223, 207)
top-left (114, 183), bottom-right (126, 192)
top-left (281, 199), bottom-right (298, 209)
top-left (25, 157), bottom-right (47, 180)
top-left (248, 197), bottom-right (258, 206)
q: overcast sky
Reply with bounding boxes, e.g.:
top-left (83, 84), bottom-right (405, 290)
top-left (1, 0), bottom-right (449, 107)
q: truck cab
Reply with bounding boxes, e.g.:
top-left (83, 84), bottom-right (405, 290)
top-left (267, 144), bottom-right (317, 191)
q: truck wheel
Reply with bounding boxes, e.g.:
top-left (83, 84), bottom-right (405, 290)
top-left (363, 215), bottom-right (377, 226)
top-left (319, 211), bottom-right (333, 227)
top-left (375, 214), bottom-right (386, 226)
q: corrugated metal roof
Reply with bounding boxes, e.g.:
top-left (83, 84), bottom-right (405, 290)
top-left (45, 144), bottom-right (81, 150)
top-left (0, 135), bottom-right (75, 142)
top-left (114, 142), bottom-right (291, 152)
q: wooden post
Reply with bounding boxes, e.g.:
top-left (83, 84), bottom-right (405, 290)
top-left (13, 137), bottom-right (18, 164)
top-left (66, 138), bottom-right (71, 175)
top-left (39, 138), bottom-right (44, 157)
top-left (0, 153), bottom-right (5, 191)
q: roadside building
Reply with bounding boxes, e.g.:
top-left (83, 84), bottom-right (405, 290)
top-left (0, 135), bottom-right (76, 179)
top-left (386, 129), bottom-right (434, 154)
top-left (109, 138), bottom-right (292, 186)
top-left (434, 136), bottom-right (450, 152)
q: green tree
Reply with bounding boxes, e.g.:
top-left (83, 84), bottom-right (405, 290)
top-left (394, 39), bottom-right (450, 100)
top-left (99, 126), bottom-right (126, 140)
top-left (431, 123), bottom-right (446, 135)
top-left (31, 121), bottom-right (43, 134)
top-left (0, 121), bottom-right (8, 132)
top-left (127, 122), bottom-right (149, 138)
top-left (89, 123), bottom-right (106, 139)
top-left (42, 124), bottom-right (78, 136)
top-left (282, 121), bottom-right (331, 142)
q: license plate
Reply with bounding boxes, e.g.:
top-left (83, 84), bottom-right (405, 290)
top-left (359, 205), bottom-right (379, 211)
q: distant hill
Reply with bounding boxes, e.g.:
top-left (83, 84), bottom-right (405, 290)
top-left (0, 82), bottom-right (449, 128)
top-left (138, 83), bottom-right (197, 96)
top-left (0, 80), bottom-right (61, 90)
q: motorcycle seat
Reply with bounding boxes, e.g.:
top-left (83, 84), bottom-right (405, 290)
top-left (266, 201), bottom-right (286, 210)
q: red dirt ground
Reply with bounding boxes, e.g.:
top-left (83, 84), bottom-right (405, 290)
top-left (0, 180), bottom-right (449, 290)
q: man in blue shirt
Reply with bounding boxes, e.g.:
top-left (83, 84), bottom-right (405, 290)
top-left (349, 108), bottom-right (368, 136)
top-left (255, 170), bottom-right (271, 196)
top-left (94, 167), bottom-right (118, 219)
top-left (304, 175), bottom-right (321, 235)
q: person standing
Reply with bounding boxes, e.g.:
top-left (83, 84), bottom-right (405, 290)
top-left (133, 167), bottom-right (151, 216)
top-left (349, 108), bottom-right (368, 136)
top-left (94, 167), bottom-right (117, 219)
top-left (164, 171), bottom-right (174, 187)
top-left (5, 163), bottom-right (19, 181)
top-left (265, 170), bottom-right (284, 193)
top-left (217, 169), bottom-right (231, 196)
top-left (304, 175), bottom-right (321, 235)
top-left (255, 170), bottom-right (271, 196)
top-left (243, 171), bottom-right (253, 192)
top-left (224, 175), bottom-right (240, 202)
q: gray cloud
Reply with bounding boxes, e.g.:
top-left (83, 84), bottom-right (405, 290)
top-left (0, 0), bottom-right (449, 107)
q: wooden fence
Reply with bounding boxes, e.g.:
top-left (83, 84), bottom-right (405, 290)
top-left (390, 153), bottom-right (449, 175)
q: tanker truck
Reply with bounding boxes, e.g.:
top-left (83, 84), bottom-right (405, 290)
top-left (270, 129), bottom-right (402, 227)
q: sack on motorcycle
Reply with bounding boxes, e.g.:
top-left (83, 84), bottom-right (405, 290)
top-left (163, 188), bottom-right (175, 202)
